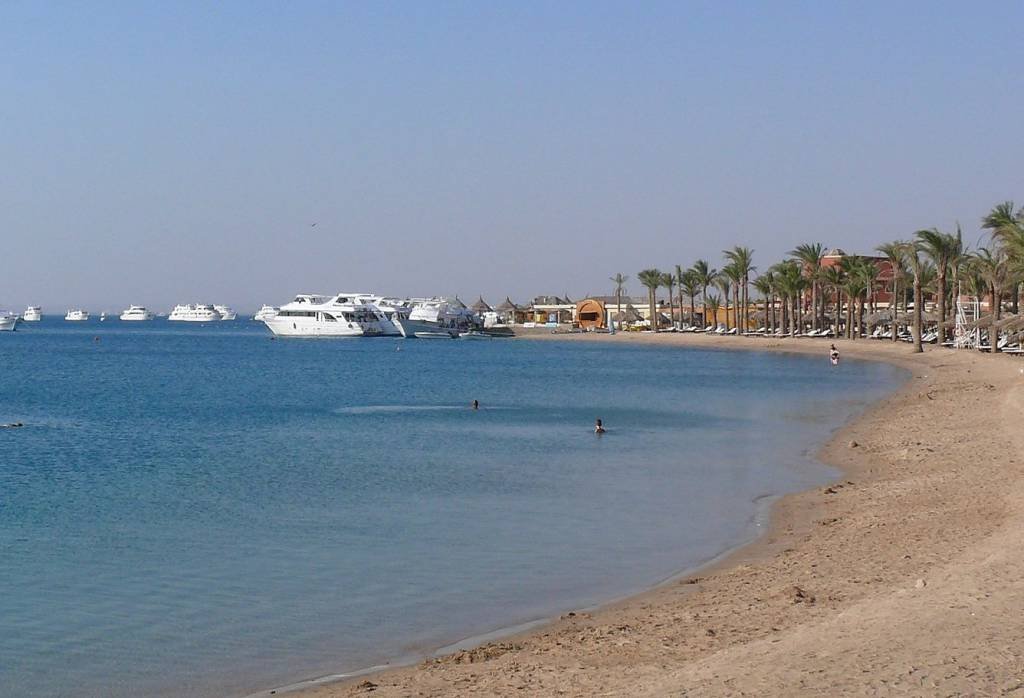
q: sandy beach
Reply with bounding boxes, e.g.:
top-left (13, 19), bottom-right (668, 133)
top-left (279, 334), bottom-right (1024, 697)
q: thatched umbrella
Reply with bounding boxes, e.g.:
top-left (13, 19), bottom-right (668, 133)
top-left (970, 314), bottom-right (996, 330)
top-left (995, 314), bottom-right (1024, 332)
top-left (865, 310), bottom-right (893, 326)
top-left (471, 296), bottom-right (492, 314)
top-left (495, 297), bottom-right (519, 312)
top-left (614, 304), bottom-right (642, 324)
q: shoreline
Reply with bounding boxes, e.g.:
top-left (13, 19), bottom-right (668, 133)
top-left (273, 334), bottom-right (1024, 696)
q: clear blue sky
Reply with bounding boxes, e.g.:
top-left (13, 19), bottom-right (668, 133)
top-left (2, 1), bottom-right (1022, 310)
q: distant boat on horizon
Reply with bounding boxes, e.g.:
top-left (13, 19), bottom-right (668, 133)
top-left (253, 305), bottom-right (279, 322)
top-left (120, 305), bottom-right (155, 321)
top-left (22, 306), bottom-right (42, 322)
top-left (65, 309), bottom-right (89, 322)
top-left (168, 304), bottom-right (221, 322)
top-left (214, 305), bottom-right (237, 321)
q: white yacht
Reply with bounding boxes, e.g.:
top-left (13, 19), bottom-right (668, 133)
top-left (253, 305), bottom-right (279, 322)
top-left (120, 305), bottom-right (155, 321)
top-left (214, 305), bottom-right (237, 321)
top-left (0, 311), bottom-right (18, 331)
top-left (403, 297), bottom-right (478, 338)
top-left (168, 304), bottom-right (222, 322)
top-left (263, 294), bottom-right (385, 337)
top-left (65, 309), bottom-right (89, 322)
top-left (351, 295), bottom-right (412, 337)
top-left (22, 306), bottom-right (42, 322)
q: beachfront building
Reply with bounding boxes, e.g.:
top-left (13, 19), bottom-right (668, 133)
top-left (527, 295), bottom-right (575, 325)
top-left (821, 248), bottom-right (897, 308)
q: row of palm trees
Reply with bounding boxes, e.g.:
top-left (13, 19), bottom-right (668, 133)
top-left (612, 201), bottom-right (1024, 354)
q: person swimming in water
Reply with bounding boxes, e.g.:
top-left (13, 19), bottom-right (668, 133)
top-left (829, 344), bottom-right (840, 366)
top-left (471, 399), bottom-right (479, 410)
top-left (594, 418), bottom-right (605, 434)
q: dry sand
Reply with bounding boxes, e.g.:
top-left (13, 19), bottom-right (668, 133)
top-left (275, 333), bottom-right (1024, 697)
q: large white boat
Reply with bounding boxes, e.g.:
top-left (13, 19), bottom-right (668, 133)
top-left (65, 309), bottom-right (89, 322)
top-left (214, 305), bottom-right (237, 321)
top-left (351, 295), bottom-right (412, 337)
top-left (168, 304), bottom-right (222, 322)
top-left (0, 311), bottom-right (18, 331)
top-left (263, 294), bottom-right (385, 337)
top-left (403, 297), bottom-right (478, 338)
top-left (22, 306), bottom-right (42, 322)
top-left (120, 305), bottom-right (155, 321)
top-left (253, 305), bottom-right (279, 322)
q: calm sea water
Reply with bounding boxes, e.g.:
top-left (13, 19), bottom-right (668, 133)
top-left (0, 321), bottom-right (904, 697)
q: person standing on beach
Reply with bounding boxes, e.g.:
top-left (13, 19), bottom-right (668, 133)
top-left (829, 344), bottom-right (840, 366)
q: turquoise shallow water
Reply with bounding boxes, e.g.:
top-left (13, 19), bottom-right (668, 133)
top-left (0, 321), bottom-right (904, 696)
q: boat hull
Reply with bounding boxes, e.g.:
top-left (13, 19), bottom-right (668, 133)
top-left (263, 317), bottom-right (380, 337)
top-left (397, 317), bottom-right (458, 338)
top-left (0, 317), bottom-right (18, 331)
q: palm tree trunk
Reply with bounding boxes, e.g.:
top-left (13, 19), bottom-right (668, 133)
top-left (891, 278), bottom-right (899, 343)
top-left (912, 276), bottom-right (923, 353)
top-left (810, 282), bottom-right (818, 332)
top-left (649, 289), bottom-right (657, 331)
top-left (701, 286), bottom-right (708, 328)
top-left (667, 285), bottom-right (674, 330)
top-left (992, 286), bottom-right (1002, 353)
top-left (936, 272), bottom-right (946, 344)
top-left (733, 283), bottom-right (740, 330)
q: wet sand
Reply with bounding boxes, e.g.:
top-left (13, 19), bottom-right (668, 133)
top-left (275, 333), bottom-right (1024, 697)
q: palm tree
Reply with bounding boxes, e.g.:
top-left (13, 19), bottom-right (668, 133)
top-left (661, 271), bottom-right (676, 328)
top-left (774, 261), bottom-right (805, 335)
top-left (714, 271), bottom-right (733, 330)
top-left (753, 273), bottom-right (775, 334)
top-left (720, 262), bottom-right (743, 331)
top-left (679, 269), bottom-right (699, 326)
top-left (876, 241), bottom-right (906, 343)
top-left (690, 260), bottom-right (716, 329)
top-left (789, 243), bottom-right (824, 331)
top-left (637, 269), bottom-right (662, 331)
top-left (962, 257), bottom-right (987, 307)
top-left (674, 265), bottom-right (687, 325)
top-left (847, 258), bottom-right (878, 339)
top-left (610, 273), bottom-right (628, 329)
top-left (820, 265), bottom-right (844, 337)
top-left (705, 294), bottom-right (721, 331)
top-left (898, 240), bottom-right (924, 353)
top-left (972, 246), bottom-right (1009, 352)
top-left (724, 246), bottom-right (755, 332)
top-left (916, 228), bottom-right (960, 344)
top-left (982, 202), bottom-right (1024, 312)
